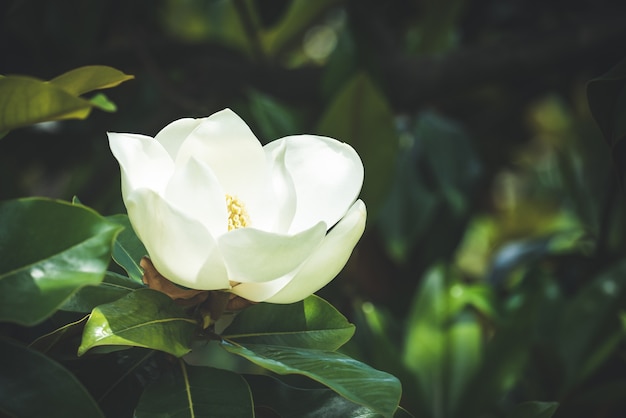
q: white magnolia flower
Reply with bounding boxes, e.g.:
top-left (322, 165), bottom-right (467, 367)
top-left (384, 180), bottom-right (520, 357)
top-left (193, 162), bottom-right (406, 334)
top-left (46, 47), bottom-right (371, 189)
top-left (108, 108), bottom-right (366, 303)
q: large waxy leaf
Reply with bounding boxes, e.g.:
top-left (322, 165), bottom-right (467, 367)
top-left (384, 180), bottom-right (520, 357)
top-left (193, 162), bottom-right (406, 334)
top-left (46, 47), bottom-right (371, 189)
top-left (78, 288), bottom-right (197, 357)
top-left (135, 361), bottom-right (253, 418)
top-left (317, 73), bottom-right (398, 214)
top-left (247, 374), bottom-right (412, 418)
top-left (0, 76), bottom-right (93, 131)
top-left (222, 342), bottom-right (402, 418)
top-left (108, 214), bottom-right (148, 283)
top-left (222, 295), bottom-right (355, 350)
top-left (0, 338), bottom-right (105, 418)
top-left (61, 272), bottom-right (143, 312)
top-left (49, 65), bottom-right (134, 96)
top-left (0, 198), bottom-right (122, 325)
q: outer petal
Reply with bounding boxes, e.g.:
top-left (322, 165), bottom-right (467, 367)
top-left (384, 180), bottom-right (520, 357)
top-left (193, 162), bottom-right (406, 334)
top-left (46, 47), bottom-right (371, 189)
top-left (154, 117), bottom-right (204, 160)
top-left (175, 109), bottom-right (275, 230)
top-left (263, 199), bottom-right (366, 304)
top-left (125, 188), bottom-right (229, 290)
top-left (217, 222), bottom-right (327, 284)
top-left (108, 132), bottom-right (174, 195)
top-left (264, 135), bottom-right (364, 234)
top-left (164, 157), bottom-right (228, 238)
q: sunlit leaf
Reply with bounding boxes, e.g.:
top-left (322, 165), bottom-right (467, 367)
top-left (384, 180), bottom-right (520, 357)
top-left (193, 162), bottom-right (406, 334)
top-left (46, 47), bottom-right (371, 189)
top-left (0, 338), bottom-right (105, 418)
top-left (507, 401), bottom-right (559, 418)
top-left (49, 65), bottom-right (134, 96)
top-left (135, 360), bottom-right (253, 418)
top-left (89, 93), bottom-right (117, 112)
top-left (317, 73), bottom-right (398, 214)
top-left (108, 214), bottom-right (148, 283)
top-left (78, 288), bottom-right (197, 357)
top-left (0, 76), bottom-right (93, 132)
top-left (223, 295), bottom-right (355, 350)
top-left (222, 342), bottom-right (401, 417)
top-left (0, 198), bottom-right (122, 325)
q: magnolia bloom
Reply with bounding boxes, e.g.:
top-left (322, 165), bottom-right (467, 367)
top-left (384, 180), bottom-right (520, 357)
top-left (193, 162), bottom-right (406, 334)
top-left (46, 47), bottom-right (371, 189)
top-left (108, 109), bottom-right (366, 303)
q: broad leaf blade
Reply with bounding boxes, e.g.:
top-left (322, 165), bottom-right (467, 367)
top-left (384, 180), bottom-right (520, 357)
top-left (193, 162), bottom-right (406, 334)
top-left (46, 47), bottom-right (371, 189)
top-left (0, 76), bottom-right (93, 132)
top-left (587, 58), bottom-right (626, 146)
top-left (78, 288), bottom-right (196, 357)
top-left (135, 361), bottom-right (253, 418)
top-left (60, 272), bottom-right (143, 312)
top-left (49, 65), bottom-right (134, 96)
top-left (222, 342), bottom-right (401, 418)
top-left (0, 338), bottom-right (105, 418)
top-left (0, 198), bottom-right (122, 325)
top-left (108, 214), bottom-right (148, 283)
top-left (223, 295), bottom-right (355, 350)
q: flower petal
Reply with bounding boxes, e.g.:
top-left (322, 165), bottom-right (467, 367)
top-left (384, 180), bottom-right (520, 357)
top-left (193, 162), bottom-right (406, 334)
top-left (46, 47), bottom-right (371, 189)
top-left (154, 117), bottom-right (204, 159)
top-left (164, 157), bottom-right (228, 238)
top-left (125, 188), bottom-right (229, 290)
top-left (264, 135), bottom-right (364, 234)
top-left (108, 132), bottom-right (174, 195)
top-left (175, 109), bottom-right (275, 230)
top-left (265, 140), bottom-right (297, 233)
top-left (218, 221), bottom-right (326, 285)
top-left (263, 200), bottom-right (366, 304)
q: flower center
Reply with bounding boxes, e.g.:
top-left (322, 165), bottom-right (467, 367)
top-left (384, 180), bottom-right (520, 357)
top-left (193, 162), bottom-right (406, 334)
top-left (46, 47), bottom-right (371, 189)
top-left (226, 194), bottom-right (249, 231)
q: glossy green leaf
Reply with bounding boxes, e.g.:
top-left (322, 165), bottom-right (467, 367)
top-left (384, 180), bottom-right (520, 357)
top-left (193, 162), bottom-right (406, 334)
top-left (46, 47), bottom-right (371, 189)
top-left (247, 374), bottom-right (412, 418)
top-left (60, 272), bottom-right (143, 312)
top-left (222, 342), bottom-right (402, 418)
top-left (0, 198), bottom-right (122, 325)
top-left (135, 360), bottom-right (253, 418)
top-left (48, 65), bottom-right (134, 96)
top-left (78, 288), bottom-right (197, 357)
top-left (108, 214), bottom-right (148, 283)
top-left (0, 76), bottom-right (93, 132)
top-left (507, 401), bottom-right (559, 418)
top-left (0, 338), bottom-right (105, 418)
top-left (223, 295), bottom-right (355, 350)
top-left (317, 73), bottom-right (398, 214)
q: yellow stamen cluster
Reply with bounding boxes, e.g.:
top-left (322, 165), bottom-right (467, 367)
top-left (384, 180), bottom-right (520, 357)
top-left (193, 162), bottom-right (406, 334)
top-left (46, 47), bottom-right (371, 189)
top-left (226, 194), bottom-right (249, 231)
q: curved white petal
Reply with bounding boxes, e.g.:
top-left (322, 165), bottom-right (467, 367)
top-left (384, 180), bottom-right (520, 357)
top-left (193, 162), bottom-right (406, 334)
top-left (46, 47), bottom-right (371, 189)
top-left (264, 200), bottom-right (366, 304)
top-left (230, 273), bottom-right (294, 302)
top-left (108, 132), bottom-right (174, 195)
top-left (218, 221), bottom-right (326, 284)
top-left (154, 117), bottom-right (204, 159)
top-left (264, 135), bottom-right (364, 234)
top-left (164, 157), bottom-right (228, 238)
top-left (265, 140), bottom-right (297, 233)
top-left (175, 109), bottom-right (274, 230)
top-left (126, 188), bottom-right (229, 290)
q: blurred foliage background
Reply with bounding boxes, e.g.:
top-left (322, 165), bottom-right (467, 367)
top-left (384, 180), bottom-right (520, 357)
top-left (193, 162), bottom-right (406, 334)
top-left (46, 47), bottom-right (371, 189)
top-left (2, 0), bottom-right (626, 416)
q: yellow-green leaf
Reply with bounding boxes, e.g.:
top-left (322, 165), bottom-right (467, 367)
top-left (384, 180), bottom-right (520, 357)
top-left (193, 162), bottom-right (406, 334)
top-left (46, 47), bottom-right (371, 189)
top-left (49, 65), bottom-right (134, 96)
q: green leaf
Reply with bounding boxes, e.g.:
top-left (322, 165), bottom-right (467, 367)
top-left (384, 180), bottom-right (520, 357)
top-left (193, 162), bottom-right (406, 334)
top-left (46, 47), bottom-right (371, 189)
top-left (108, 214), bottom-right (148, 283)
top-left (29, 315), bottom-right (89, 354)
top-left (89, 93), bottom-right (117, 112)
top-left (221, 342), bottom-right (401, 418)
top-left (48, 65), bottom-right (134, 96)
top-left (223, 295), bottom-right (355, 350)
top-left (0, 198), bottom-right (122, 325)
top-left (587, 58), bottom-right (626, 146)
top-left (0, 75), bottom-right (93, 132)
top-left (135, 360), bottom-right (253, 418)
top-left (60, 272), bottom-right (143, 312)
top-left (247, 374), bottom-right (413, 418)
top-left (0, 338), bottom-right (105, 418)
top-left (78, 288), bottom-right (197, 357)
top-left (317, 73), bottom-right (398, 214)
top-left (246, 89), bottom-right (302, 142)
top-left (507, 401), bottom-right (559, 418)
